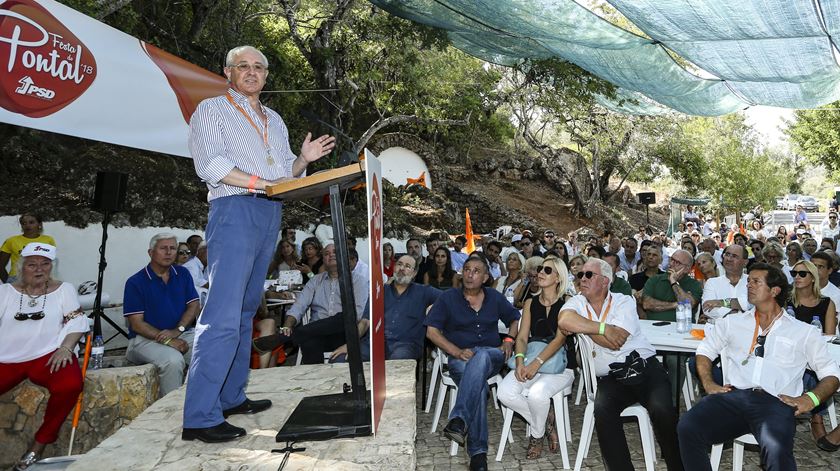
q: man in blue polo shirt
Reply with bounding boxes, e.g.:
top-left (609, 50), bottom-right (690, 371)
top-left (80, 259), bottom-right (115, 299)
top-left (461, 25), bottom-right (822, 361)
top-left (425, 254), bottom-right (520, 471)
top-left (124, 233), bottom-right (200, 397)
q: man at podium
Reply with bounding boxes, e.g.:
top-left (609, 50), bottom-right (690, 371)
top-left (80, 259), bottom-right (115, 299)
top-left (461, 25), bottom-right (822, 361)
top-left (182, 44), bottom-right (335, 443)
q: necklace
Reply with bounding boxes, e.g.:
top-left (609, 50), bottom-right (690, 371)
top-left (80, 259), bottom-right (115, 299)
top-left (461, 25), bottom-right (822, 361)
top-left (22, 283), bottom-right (46, 307)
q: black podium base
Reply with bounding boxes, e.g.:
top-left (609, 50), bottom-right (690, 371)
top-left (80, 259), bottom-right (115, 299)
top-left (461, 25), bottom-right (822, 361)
top-left (276, 392), bottom-right (371, 442)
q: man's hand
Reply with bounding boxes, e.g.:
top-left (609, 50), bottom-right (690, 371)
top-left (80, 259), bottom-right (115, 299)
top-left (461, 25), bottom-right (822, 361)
top-left (330, 344), bottom-right (348, 361)
top-left (779, 393), bottom-right (816, 415)
top-left (300, 133), bottom-right (336, 163)
top-left (455, 348), bottom-right (474, 361)
top-left (703, 382), bottom-right (733, 395)
top-left (702, 300), bottom-right (724, 312)
top-left (668, 266), bottom-right (688, 285)
top-left (500, 341), bottom-right (513, 360)
top-left (601, 324), bottom-right (629, 350)
top-left (168, 338), bottom-right (189, 354)
top-left (155, 329), bottom-right (181, 342)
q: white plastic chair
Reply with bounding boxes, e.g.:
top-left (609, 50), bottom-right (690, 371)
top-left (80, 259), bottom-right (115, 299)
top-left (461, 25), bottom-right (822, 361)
top-left (429, 348), bottom-right (503, 455)
top-left (574, 335), bottom-right (657, 471)
top-left (682, 357), bottom-right (698, 410)
top-left (495, 369), bottom-right (575, 468)
top-left (424, 349), bottom-right (440, 413)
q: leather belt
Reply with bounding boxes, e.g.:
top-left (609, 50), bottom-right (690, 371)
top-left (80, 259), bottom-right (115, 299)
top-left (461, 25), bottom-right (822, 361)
top-left (239, 192), bottom-right (273, 200)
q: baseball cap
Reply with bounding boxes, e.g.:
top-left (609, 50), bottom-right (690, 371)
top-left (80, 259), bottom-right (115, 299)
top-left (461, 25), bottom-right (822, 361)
top-left (21, 242), bottom-right (56, 260)
top-left (511, 234), bottom-right (523, 243)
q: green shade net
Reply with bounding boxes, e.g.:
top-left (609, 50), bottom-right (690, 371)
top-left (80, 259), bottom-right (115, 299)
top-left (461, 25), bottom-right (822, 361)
top-left (370, 0), bottom-right (840, 115)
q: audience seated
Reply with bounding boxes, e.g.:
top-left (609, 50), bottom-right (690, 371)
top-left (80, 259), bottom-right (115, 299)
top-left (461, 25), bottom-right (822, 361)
top-left (175, 242), bottom-right (192, 266)
top-left (183, 241), bottom-right (209, 292)
top-left (123, 233), bottom-right (199, 397)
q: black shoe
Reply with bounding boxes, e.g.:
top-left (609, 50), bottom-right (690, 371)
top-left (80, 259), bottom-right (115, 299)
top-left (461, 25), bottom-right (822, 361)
top-left (252, 334), bottom-right (290, 354)
top-left (182, 421), bottom-right (246, 443)
top-left (469, 453), bottom-right (488, 471)
top-left (818, 435), bottom-right (840, 452)
top-left (222, 398), bottom-right (272, 418)
top-left (442, 417), bottom-right (467, 446)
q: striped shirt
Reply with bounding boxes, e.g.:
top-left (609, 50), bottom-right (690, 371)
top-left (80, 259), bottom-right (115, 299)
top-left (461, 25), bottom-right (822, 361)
top-left (189, 88), bottom-right (300, 201)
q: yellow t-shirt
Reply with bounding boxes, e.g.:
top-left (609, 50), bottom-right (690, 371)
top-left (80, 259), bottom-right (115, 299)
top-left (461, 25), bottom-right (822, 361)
top-left (1, 234), bottom-right (57, 276)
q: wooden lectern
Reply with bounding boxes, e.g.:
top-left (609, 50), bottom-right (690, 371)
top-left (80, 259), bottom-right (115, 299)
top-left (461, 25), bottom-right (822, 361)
top-left (265, 162), bottom-right (372, 442)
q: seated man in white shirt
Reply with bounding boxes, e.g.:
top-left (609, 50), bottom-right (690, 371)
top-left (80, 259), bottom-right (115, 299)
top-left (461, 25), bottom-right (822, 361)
top-left (700, 244), bottom-right (751, 322)
top-left (182, 242), bottom-right (209, 292)
top-left (558, 259), bottom-right (684, 470)
top-left (678, 263), bottom-right (840, 470)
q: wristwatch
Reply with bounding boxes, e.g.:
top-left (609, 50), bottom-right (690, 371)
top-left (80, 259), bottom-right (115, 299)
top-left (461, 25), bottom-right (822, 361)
top-left (177, 325), bottom-right (186, 333)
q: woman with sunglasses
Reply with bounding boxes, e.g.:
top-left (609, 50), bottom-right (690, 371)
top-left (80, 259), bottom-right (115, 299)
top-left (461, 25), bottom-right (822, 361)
top-left (175, 242), bottom-right (192, 265)
top-left (776, 225), bottom-right (790, 246)
top-left (498, 256), bottom-right (571, 459)
top-left (787, 260), bottom-right (838, 449)
top-left (495, 252), bottom-right (526, 302)
top-left (568, 254), bottom-right (589, 295)
top-left (0, 243), bottom-right (88, 470)
top-left (424, 246), bottom-right (460, 290)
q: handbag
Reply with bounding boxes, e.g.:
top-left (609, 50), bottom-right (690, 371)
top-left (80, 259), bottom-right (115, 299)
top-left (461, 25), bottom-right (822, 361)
top-left (506, 337), bottom-right (567, 374)
top-left (607, 350), bottom-right (649, 385)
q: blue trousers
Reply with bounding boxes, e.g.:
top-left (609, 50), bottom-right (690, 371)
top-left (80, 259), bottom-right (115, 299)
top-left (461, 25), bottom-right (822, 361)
top-left (183, 195), bottom-right (282, 428)
top-left (447, 347), bottom-right (505, 457)
top-left (678, 389), bottom-right (796, 471)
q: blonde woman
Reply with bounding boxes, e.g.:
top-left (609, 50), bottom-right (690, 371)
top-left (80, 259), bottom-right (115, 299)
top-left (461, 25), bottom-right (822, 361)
top-left (498, 256), bottom-right (570, 459)
top-left (787, 260), bottom-right (837, 449)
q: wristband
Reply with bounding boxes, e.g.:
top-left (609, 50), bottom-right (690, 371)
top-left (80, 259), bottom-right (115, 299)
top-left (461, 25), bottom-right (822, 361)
top-left (163, 338), bottom-right (172, 346)
top-left (514, 353), bottom-right (525, 360)
top-left (503, 337), bottom-right (514, 343)
top-left (721, 298), bottom-right (730, 309)
top-left (247, 174), bottom-right (259, 193)
top-left (806, 391), bottom-right (820, 407)
top-left (599, 322), bottom-right (606, 335)
top-left (535, 356), bottom-right (545, 365)
top-left (307, 271), bottom-right (314, 279)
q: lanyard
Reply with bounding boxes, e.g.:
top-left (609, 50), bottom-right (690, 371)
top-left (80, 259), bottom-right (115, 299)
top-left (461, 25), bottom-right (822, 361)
top-left (585, 294), bottom-right (613, 322)
top-left (748, 309), bottom-right (784, 355)
top-left (225, 93), bottom-right (274, 164)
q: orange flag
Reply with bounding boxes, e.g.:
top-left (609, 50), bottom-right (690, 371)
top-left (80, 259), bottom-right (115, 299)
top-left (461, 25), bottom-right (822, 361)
top-left (465, 208), bottom-right (476, 253)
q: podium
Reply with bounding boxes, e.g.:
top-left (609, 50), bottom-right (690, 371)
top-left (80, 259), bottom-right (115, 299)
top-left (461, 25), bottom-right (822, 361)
top-left (265, 162), bottom-right (372, 442)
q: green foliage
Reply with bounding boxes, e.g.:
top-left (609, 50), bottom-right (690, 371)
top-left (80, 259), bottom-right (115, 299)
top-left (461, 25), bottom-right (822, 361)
top-left (787, 103), bottom-right (840, 182)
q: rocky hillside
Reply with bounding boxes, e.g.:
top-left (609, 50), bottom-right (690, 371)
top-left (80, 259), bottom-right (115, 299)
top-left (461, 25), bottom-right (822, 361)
top-left (0, 125), bottom-right (667, 238)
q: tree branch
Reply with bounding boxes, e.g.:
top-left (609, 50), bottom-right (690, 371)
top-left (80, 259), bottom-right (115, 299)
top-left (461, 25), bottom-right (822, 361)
top-left (354, 113), bottom-right (470, 153)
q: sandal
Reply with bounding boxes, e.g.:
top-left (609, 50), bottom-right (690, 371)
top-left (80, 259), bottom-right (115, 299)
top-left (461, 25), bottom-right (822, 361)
top-left (13, 451), bottom-right (38, 471)
top-left (526, 435), bottom-right (544, 460)
top-left (818, 428), bottom-right (840, 452)
top-left (810, 415), bottom-right (827, 443)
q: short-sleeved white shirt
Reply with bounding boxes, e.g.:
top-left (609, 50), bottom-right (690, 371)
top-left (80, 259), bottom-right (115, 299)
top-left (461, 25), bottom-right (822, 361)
top-left (702, 274), bottom-right (751, 319)
top-left (0, 282), bottom-right (88, 363)
top-left (561, 292), bottom-right (656, 376)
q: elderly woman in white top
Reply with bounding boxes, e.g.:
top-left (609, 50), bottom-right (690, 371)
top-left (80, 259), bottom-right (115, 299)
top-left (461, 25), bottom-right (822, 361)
top-left (498, 256), bottom-right (570, 459)
top-left (0, 243), bottom-right (88, 470)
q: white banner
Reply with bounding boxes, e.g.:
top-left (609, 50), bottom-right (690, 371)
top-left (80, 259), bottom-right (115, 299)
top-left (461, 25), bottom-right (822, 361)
top-left (0, 0), bottom-right (226, 157)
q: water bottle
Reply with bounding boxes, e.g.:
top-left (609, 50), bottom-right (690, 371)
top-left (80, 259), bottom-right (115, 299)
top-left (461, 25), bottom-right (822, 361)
top-left (675, 301), bottom-right (684, 333)
top-left (91, 335), bottom-right (105, 370)
top-left (785, 306), bottom-right (796, 318)
top-left (678, 301), bottom-right (691, 333)
top-left (811, 315), bottom-right (823, 333)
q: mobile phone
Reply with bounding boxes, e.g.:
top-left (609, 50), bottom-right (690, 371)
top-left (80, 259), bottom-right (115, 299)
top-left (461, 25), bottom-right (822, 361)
top-left (653, 321), bottom-right (671, 326)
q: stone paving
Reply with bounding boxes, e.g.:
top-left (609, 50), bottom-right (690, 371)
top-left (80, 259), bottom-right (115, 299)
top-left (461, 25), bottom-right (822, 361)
top-left (414, 374), bottom-right (840, 471)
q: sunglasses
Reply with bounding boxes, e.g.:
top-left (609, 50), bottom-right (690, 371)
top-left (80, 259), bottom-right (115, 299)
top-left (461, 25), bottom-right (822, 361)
top-left (537, 265), bottom-right (554, 275)
top-left (544, 234), bottom-right (555, 238)
top-left (178, 250), bottom-right (191, 255)
top-left (15, 311), bottom-right (45, 321)
top-left (790, 270), bottom-right (810, 278)
top-left (754, 334), bottom-right (766, 358)
top-left (575, 271), bottom-right (602, 280)
top-left (520, 242), bottom-right (532, 246)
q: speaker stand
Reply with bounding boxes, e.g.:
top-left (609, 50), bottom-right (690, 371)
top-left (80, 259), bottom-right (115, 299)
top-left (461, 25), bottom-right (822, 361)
top-left (89, 210), bottom-right (129, 343)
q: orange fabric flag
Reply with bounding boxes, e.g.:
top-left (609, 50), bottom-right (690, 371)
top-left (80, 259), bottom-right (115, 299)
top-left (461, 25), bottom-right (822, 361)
top-left (406, 171), bottom-right (427, 187)
top-left (465, 208), bottom-right (476, 253)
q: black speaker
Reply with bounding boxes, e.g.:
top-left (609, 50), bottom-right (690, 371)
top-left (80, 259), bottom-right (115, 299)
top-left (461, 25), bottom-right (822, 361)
top-left (92, 172), bottom-right (128, 213)
top-left (638, 192), bottom-right (656, 205)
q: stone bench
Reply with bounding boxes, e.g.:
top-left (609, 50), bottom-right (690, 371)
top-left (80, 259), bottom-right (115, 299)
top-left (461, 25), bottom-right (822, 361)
top-left (0, 363), bottom-right (159, 469)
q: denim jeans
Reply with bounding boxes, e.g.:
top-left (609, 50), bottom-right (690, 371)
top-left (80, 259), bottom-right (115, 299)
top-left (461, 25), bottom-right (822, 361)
top-left (447, 346), bottom-right (505, 457)
top-left (678, 389), bottom-right (796, 471)
top-left (803, 369), bottom-right (828, 416)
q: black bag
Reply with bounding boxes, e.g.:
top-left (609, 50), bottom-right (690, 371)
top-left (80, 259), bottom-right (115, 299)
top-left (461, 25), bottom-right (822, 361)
top-left (607, 350), bottom-right (648, 386)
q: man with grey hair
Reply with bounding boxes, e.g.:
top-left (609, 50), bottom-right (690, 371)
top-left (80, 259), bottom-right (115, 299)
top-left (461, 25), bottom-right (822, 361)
top-left (558, 259), bottom-right (682, 470)
top-left (124, 233), bottom-right (200, 397)
top-left (184, 44), bottom-right (336, 443)
top-left (642, 249), bottom-right (702, 322)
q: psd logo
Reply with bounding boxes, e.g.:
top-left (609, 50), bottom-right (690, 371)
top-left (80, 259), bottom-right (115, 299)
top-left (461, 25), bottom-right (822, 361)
top-left (0, 1), bottom-right (97, 117)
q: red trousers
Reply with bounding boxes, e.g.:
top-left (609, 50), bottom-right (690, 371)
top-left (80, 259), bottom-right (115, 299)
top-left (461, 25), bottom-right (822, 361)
top-left (0, 351), bottom-right (83, 444)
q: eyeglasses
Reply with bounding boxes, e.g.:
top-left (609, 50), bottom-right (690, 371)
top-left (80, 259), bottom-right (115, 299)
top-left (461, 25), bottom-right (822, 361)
top-left (232, 63), bottom-right (268, 73)
top-left (790, 270), bottom-right (810, 278)
top-left (15, 311), bottom-right (45, 321)
top-left (754, 335), bottom-right (766, 358)
top-left (537, 265), bottom-right (554, 275)
top-left (178, 250), bottom-right (191, 255)
top-left (544, 234), bottom-right (555, 238)
top-left (575, 271), bottom-right (602, 280)
top-left (520, 242), bottom-right (532, 246)
top-left (395, 261), bottom-right (415, 270)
